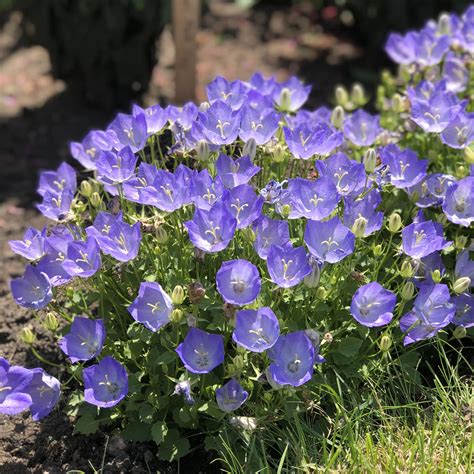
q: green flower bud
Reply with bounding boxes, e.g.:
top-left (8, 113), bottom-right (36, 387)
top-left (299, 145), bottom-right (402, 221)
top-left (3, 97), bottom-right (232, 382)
top-left (303, 265), bottom-right (320, 288)
top-left (431, 269), bottom-right (442, 284)
top-left (21, 327), bottom-right (36, 345)
top-left (335, 85), bottom-right (349, 106)
top-left (171, 285), bottom-right (185, 305)
top-left (388, 213), bottom-right (402, 233)
top-left (233, 355), bottom-right (245, 371)
top-left (80, 180), bottom-right (93, 198)
top-left (315, 287), bottom-right (328, 300)
top-left (400, 260), bottom-right (415, 278)
top-left (401, 281), bottom-right (415, 300)
top-left (273, 143), bottom-right (286, 163)
top-left (392, 93), bottom-right (405, 113)
top-left (280, 204), bottom-right (291, 218)
top-left (463, 143), bottom-right (474, 164)
top-left (44, 312), bottom-right (59, 332)
top-left (66, 287), bottom-right (75, 299)
top-left (199, 101), bottom-right (210, 112)
top-left (170, 308), bottom-right (184, 323)
top-left (90, 192), bottom-right (102, 208)
top-left (436, 213), bottom-right (448, 225)
top-left (455, 235), bottom-right (468, 250)
top-left (373, 244), bottom-right (384, 256)
top-left (331, 105), bottom-right (345, 129)
top-left (351, 83), bottom-right (366, 106)
top-left (155, 225), bottom-right (169, 244)
top-left (196, 140), bottom-right (210, 161)
top-left (453, 325), bottom-right (467, 339)
top-left (240, 227), bottom-right (256, 243)
top-left (453, 277), bottom-right (471, 294)
top-left (438, 13), bottom-right (451, 35)
top-left (379, 334), bottom-right (392, 352)
top-left (363, 148), bottom-right (377, 173)
top-left (351, 216), bottom-right (368, 238)
top-left (279, 87), bottom-right (292, 111)
top-left (243, 138), bottom-right (257, 160)
top-left (186, 313), bottom-right (197, 327)
top-left (73, 200), bottom-right (87, 214)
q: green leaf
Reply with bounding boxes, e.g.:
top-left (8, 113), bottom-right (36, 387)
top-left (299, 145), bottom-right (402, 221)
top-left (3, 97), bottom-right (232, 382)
top-left (121, 421), bottom-right (152, 441)
top-left (151, 420), bottom-right (168, 445)
top-left (74, 414), bottom-right (99, 435)
top-left (139, 403), bottom-right (155, 424)
top-left (158, 437), bottom-right (190, 462)
top-left (337, 337), bottom-right (363, 358)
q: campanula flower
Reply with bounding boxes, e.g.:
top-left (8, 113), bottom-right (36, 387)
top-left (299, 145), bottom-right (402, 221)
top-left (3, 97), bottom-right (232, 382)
top-left (260, 179), bottom-right (287, 204)
top-left (267, 331), bottom-right (318, 387)
top-left (266, 245), bottom-right (311, 288)
top-left (215, 154), bottom-right (260, 189)
top-left (37, 189), bottom-right (74, 221)
top-left (70, 129), bottom-right (117, 171)
top-left (380, 145), bottom-right (428, 188)
top-left (426, 174), bottom-right (456, 201)
top-left (232, 307), bottom-right (279, 352)
top-left (27, 368), bottom-right (61, 421)
top-left (273, 77), bottom-right (311, 112)
top-left (167, 102), bottom-right (199, 129)
top-left (128, 282), bottom-right (173, 332)
top-left (442, 177), bottom-right (473, 227)
top-left (173, 380), bottom-right (195, 405)
top-left (175, 164), bottom-right (197, 205)
top-left (412, 252), bottom-right (446, 284)
top-left (414, 31), bottom-right (450, 67)
top-left (184, 201), bottom-right (236, 253)
top-left (284, 123), bottom-right (343, 159)
top-left (151, 169), bottom-right (185, 212)
top-left (96, 146), bottom-right (137, 186)
top-left (440, 112), bottom-right (474, 149)
top-left (206, 76), bottom-right (246, 110)
top-left (385, 31), bottom-right (417, 64)
top-left (344, 189), bottom-right (383, 237)
top-left (244, 89), bottom-right (274, 112)
top-left (402, 220), bottom-right (451, 259)
top-left (191, 170), bottom-right (226, 211)
top-left (343, 110), bottom-right (381, 147)
top-left (86, 212), bottom-right (141, 262)
top-left (216, 379), bottom-right (248, 412)
top-left (406, 179), bottom-right (441, 209)
top-left (11, 265), bottom-right (52, 310)
top-left (9, 227), bottom-right (47, 261)
top-left (216, 259), bottom-right (261, 306)
top-left (132, 103), bottom-right (168, 134)
top-left (248, 72), bottom-right (278, 96)
top-left (304, 216), bottom-right (355, 263)
top-left (59, 317), bottom-right (105, 363)
top-left (443, 53), bottom-right (468, 93)
top-left (223, 184), bottom-right (263, 229)
top-left (122, 162), bottom-right (160, 204)
top-left (454, 249), bottom-right (474, 284)
top-left (0, 357), bottom-right (33, 415)
top-left (176, 328), bottom-right (224, 374)
top-left (62, 237), bottom-right (101, 278)
top-left (452, 294), bottom-right (474, 328)
top-left (314, 152), bottom-right (366, 197)
top-left (239, 106), bottom-right (280, 145)
top-left (253, 216), bottom-right (290, 260)
top-left (83, 356), bottom-right (128, 408)
top-left (350, 282), bottom-right (396, 327)
top-left (195, 100), bottom-right (241, 145)
top-left (284, 177), bottom-right (339, 221)
top-left (399, 283), bottom-right (455, 345)
top-left (107, 112), bottom-right (148, 153)
top-left (38, 162), bottom-right (77, 197)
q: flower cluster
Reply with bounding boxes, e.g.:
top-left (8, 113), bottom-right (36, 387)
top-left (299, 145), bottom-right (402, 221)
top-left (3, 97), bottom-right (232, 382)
top-left (3, 6), bottom-right (473, 455)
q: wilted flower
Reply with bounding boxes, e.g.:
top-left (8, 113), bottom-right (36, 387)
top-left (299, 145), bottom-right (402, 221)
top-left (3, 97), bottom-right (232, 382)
top-left (216, 379), bottom-right (249, 412)
top-left (59, 317), bottom-right (106, 363)
top-left (216, 259), bottom-right (261, 306)
top-left (83, 356), bottom-right (128, 408)
top-left (175, 328), bottom-right (224, 374)
top-left (350, 282), bottom-right (396, 327)
top-left (267, 245), bottom-right (311, 288)
top-left (11, 265), bottom-right (52, 310)
top-left (232, 307), bottom-right (280, 352)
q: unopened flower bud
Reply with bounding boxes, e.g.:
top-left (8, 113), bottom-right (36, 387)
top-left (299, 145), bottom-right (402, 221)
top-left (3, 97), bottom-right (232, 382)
top-left (392, 93), bottom-right (404, 113)
top-left (335, 85), bottom-right (349, 106)
top-left (80, 180), bottom-right (93, 198)
top-left (196, 140), bottom-right (210, 161)
top-left (463, 144), bottom-right (474, 164)
top-left (453, 277), bottom-right (471, 294)
top-left (373, 244), bottom-right (383, 256)
top-left (400, 260), bottom-right (415, 278)
top-left (240, 227), bottom-right (256, 243)
top-left (199, 101), bottom-right (210, 112)
top-left (233, 355), bottom-right (245, 371)
top-left (171, 285), bottom-right (185, 305)
top-left (304, 264), bottom-right (321, 288)
top-left (44, 312), bottom-right (59, 332)
top-left (280, 204), bottom-right (291, 218)
top-left (223, 302), bottom-right (237, 320)
top-left (351, 83), bottom-right (366, 106)
top-left (305, 329), bottom-right (320, 348)
top-left (170, 308), bottom-right (184, 323)
top-left (187, 282), bottom-right (206, 304)
top-left (316, 286), bottom-right (328, 300)
top-left (243, 138), bottom-right (257, 161)
top-left (186, 314), bottom-right (197, 327)
top-left (273, 143), bottom-right (286, 163)
top-left (352, 216), bottom-right (368, 238)
top-left (438, 13), bottom-right (451, 35)
top-left (331, 105), bottom-right (345, 129)
top-left (388, 213), bottom-right (402, 233)
top-left (155, 225), bottom-right (168, 244)
top-left (379, 334), bottom-right (392, 352)
top-left (401, 281), bottom-right (415, 300)
top-left (21, 327), bottom-right (35, 345)
top-left (431, 269), bottom-right (442, 284)
top-left (363, 148), bottom-right (377, 173)
top-left (265, 368), bottom-right (284, 390)
top-left (279, 87), bottom-right (292, 111)
top-left (436, 213), bottom-right (448, 225)
top-left (90, 192), bottom-right (102, 208)
top-left (453, 325), bottom-right (467, 339)
top-left (455, 235), bottom-right (468, 249)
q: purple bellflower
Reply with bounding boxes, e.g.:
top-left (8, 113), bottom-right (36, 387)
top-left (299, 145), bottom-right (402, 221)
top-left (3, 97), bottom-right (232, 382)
top-left (11, 265), bottom-right (52, 310)
top-left (216, 379), bottom-right (249, 412)
top-left (195, 100), bottom-right (241, 145)
top-left (62, 237), bottom-right (101, 278)
top-left (343, 110), bottom-right (381, 147)
top-left (150, 169), bottom-right (186, 212)
top-left (344, 189), bottom-right (383, 237)
top-left (239, 106), bottom-right (280, 145)
top-left (232, 307), bottom-right (280, 352)
top-left (191, 170), bottom-right (226, 211)
top-left (107, 112), bottom-right (148, 153)
top-left (452, 294), bottom-right (473, 328)
top-left (132, 103), bottom-right (168, 134)
top-left (215, 154), bottom-right (260, 189)
top-left (206, 76), bottom-right (246, 110)
top-left (216, 259), bottom-right (261, 306)
top-left (266, 245), bottom-right (311, 288)
top-left (350, 282), bottom-right (396, 327)
top-left (440, 112), bottom-right (474, 149)
top-left (176, 328), bottom-right (224, 374)
top-left (443, 53), bottom-right (468, 93)
top-left (253, 216), bottom-right (290, 260)
top-left (442, 176), bottom-right (474, 226)
top-left (380, 145), bottom-right (428, 188)
top-left (402, 220), bottom-right (451, 259)
top-left (122, 162), bottom-right (160, 205)
top-left (128, 282), bottom-right (173, 332)
top-left (27, 368), bottom-right (61, 420)
top-left (83, 356), bottom-right (128, 408)
top-left (455, 249), bottom-right (474, 284)
top-left (223, 184), bottom-right (263, 229)
top-left (273, 77), bottom-right (311, 112)
top-left (70, 129), bottom-right (117, 171)
top-left (0, 357), bottom-right (33, 415)
top-left (96, 146), bottom-right (137, 186)
top-left (9, 227), bottom-right (47, 261)
top-left (38, 162), bottom-right (77, 198)
top-left (59, 317), bottom-right (106, 363)
top-left (37, 189), bottom-right (74, 221)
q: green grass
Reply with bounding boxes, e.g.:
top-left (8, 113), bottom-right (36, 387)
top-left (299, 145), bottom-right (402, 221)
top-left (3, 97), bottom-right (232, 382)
top-left (213, 342), bottom-right (473, 473)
